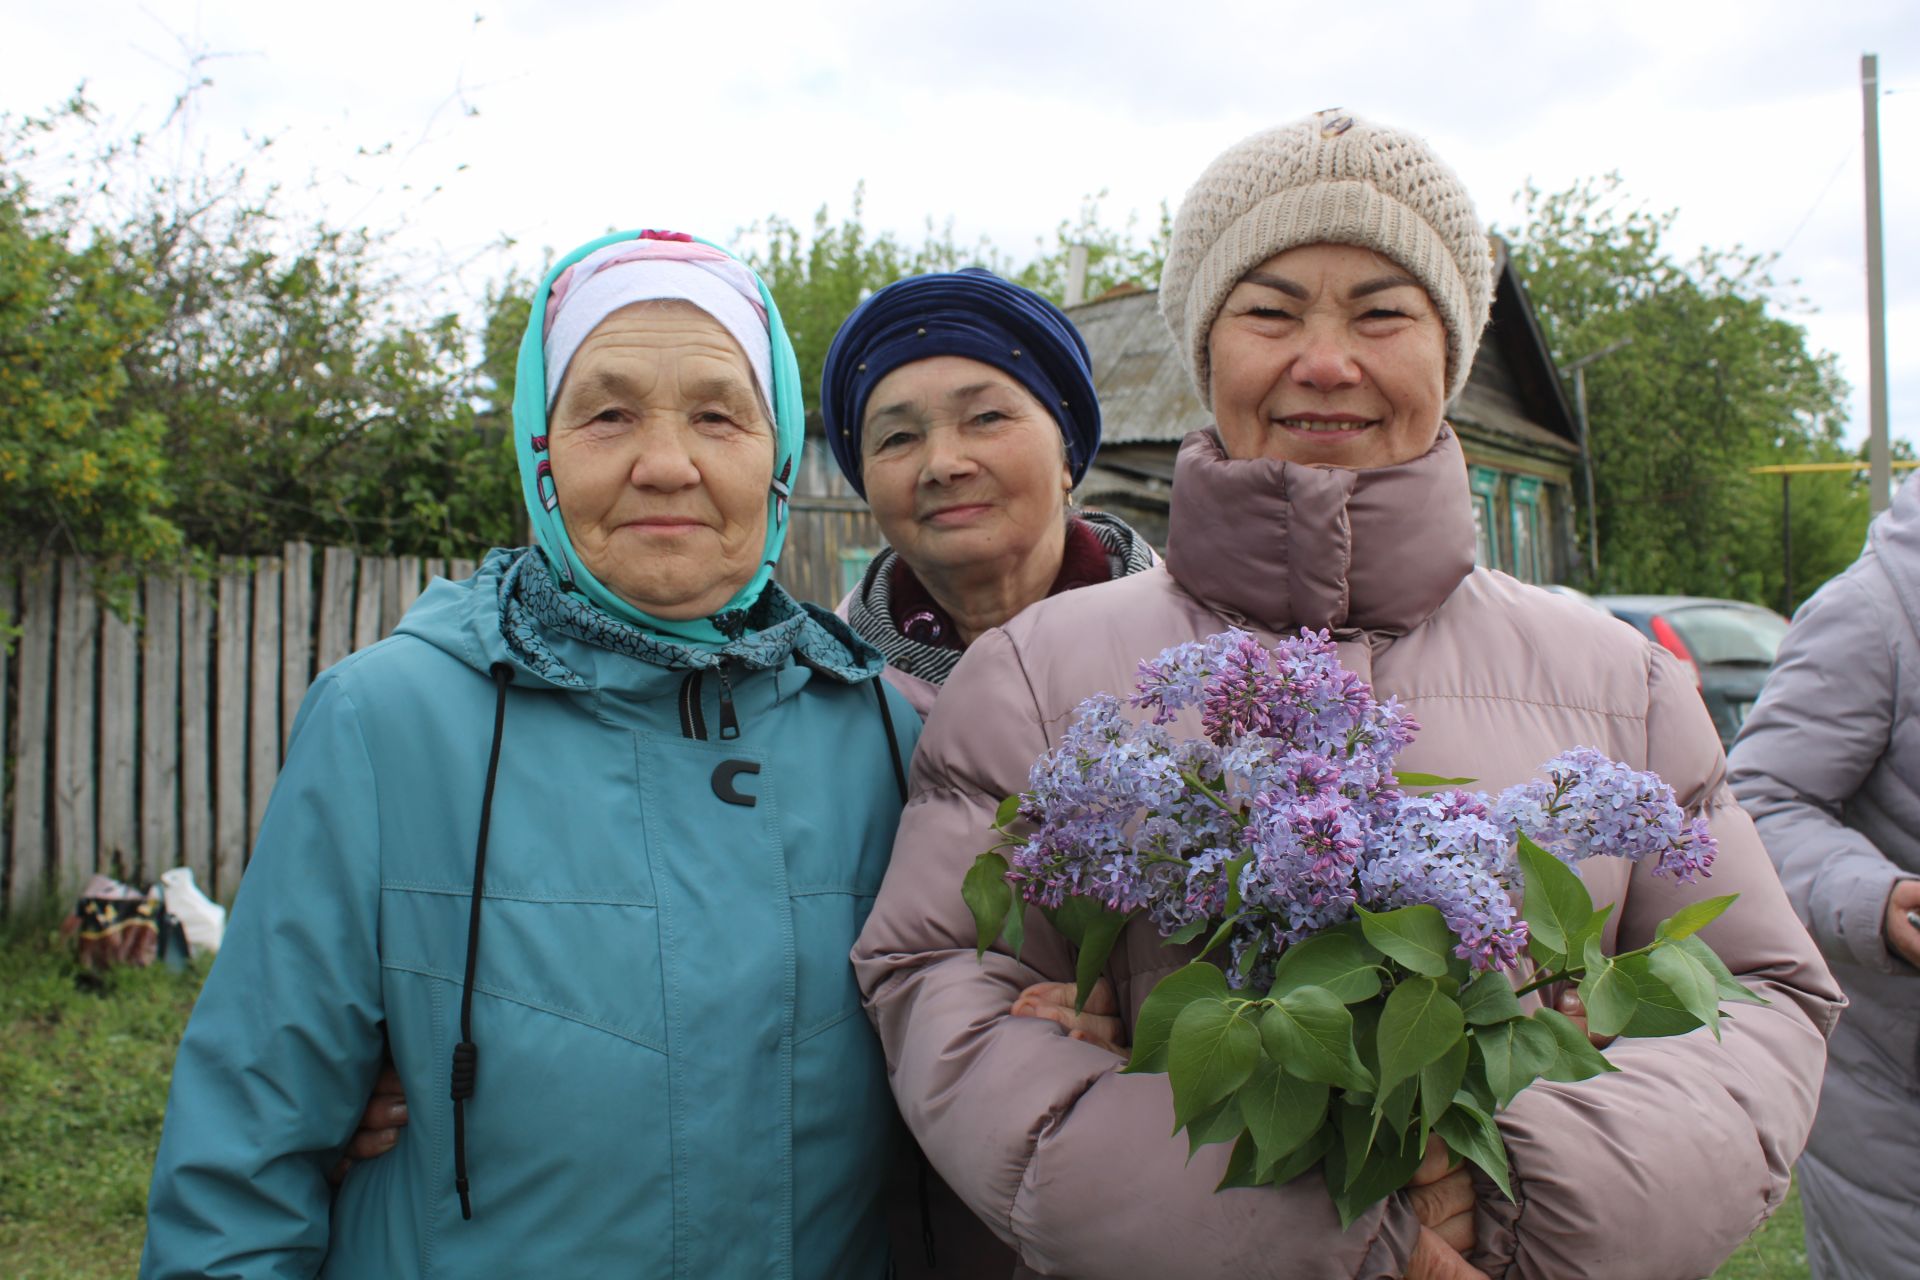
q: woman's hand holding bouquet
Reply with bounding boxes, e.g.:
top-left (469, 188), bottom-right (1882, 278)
top-left (966, 630), bottom-right (1761, 1226)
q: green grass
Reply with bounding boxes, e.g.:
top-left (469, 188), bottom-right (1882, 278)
top-left (0, 905), bottom-right (207, 1280)
top-left (0, 919), bottom-right (1810, 1278)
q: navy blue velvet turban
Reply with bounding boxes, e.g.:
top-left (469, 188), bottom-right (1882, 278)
top-left (820, 268), bottom-right (1101, 497)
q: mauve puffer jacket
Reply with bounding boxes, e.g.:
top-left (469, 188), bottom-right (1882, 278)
top-left (1729, 475), bottom-right (1920, 1280)
top-left (855, 427), bottom-right (1841, 1280)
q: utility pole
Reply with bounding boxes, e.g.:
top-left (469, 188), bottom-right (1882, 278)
top-left (1864, 53), bottom-right (1892, 514)
top-left (1565, 338), bottom-right (1633, 583)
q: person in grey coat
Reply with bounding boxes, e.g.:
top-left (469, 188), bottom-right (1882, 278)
top-left (1728, 473), bottom-right (1920, 1280)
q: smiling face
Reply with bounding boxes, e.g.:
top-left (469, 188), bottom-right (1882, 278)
top-left (1206, 242), bottom-right (1450, 469)
top-left (859, 355), bottom-right (1072, 584)
top-left (546, 300), bottom-right (774, 619)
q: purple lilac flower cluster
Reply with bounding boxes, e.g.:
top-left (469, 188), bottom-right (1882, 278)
top-left (1492, 747), bottom-right (1716, 883)
top-left (1004, 630), bottom-right (1718, 982)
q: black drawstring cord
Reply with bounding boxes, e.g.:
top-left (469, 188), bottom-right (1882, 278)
top-left (451, 661), bottom-right (512, 1221)
top-left (873, 679), bottom-right (934, 1265)
top-left (873, 680), bottom-right (908, 804)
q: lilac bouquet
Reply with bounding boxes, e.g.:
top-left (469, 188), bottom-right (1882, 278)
top-left (963, 629), bottom-right (1759, 1224)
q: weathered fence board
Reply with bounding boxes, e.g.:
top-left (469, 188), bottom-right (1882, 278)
top-left (353, 558), bottom-right (383, 653)
top-left (319, 546), bottom-right (355, 672)
top-left (394, 555), bottom-right (423, 622)
top-left (281, 543), bottom-right (313, 745)
top-left (98, 604), bottom-right (138, 880)
top-left (214, 563), bottom-right (250, 899)
top-left (141, 576), bottom-right (182, 882)
top-left (248, 559), bottom-right (282, 851)
top-left (53, 560), bottom-right (98, 899)
top-left (7, 571), bottom-right (51, 911)
top-left (179, 577), bottom-right (214, 891)
top-left (1, 507), bottom-right (869, 912)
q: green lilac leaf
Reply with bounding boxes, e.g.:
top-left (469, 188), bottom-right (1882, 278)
top-left (1672, 935), bottom-right (1770, 1005)
top-left (1576, 935), bottom-right (1640, 1039)
top-left (1421, 1036), bottom-right (1470, 1138)
top-left (1517, 835), bottom-right (1594, 955)
top-left (962, 853), bottom-right (1012, 959)
top-left (1167, 997), bottom-right (1260, 1131)
top-left (1615, 955), bottom-right (1706, 1038)
top-left (1567, 900), bottom-right (1616, 963)
top-left (1124, 961), bottom-right (1228, 1076)
top-left (1374, 1075), bottom-right (1418, 1135)
top-left (1001, 896), bottom-right (1025, 957)
top-left (1394, 772), bottom-right (1477, 788)
top-left (1216, 1130), bottom-right (1274, 1190)
top-left (1533, 1006), bottom-right (1620, 1081)
top-left (1267, 928), bottom-right (1385, 1004)
top-left (993, 793), bottom-right (1023, 829)
top-left (1457, 969), bottom-right (1525, 1026)
top-left (1260, 987), bottom-right (1374, 1092)
top-left (1331, 1115), bottom-right (1424, 1226)
top-left (1185, 1092), bottom-right (1247, 1159)
top-left (1264, 1121), bottom-right (1336, 1187)
top-left (1475, 1018), bottom-right (1558, 1108)
top-left (1649, 943), bottom-right (1722, 1039)
top-left (1435, 1102), bottom-right (1514, 1202)
top-left (1354, 904), bottom-right (1454, 978)
top-left (1239, 1058), bottom-right (1330, 1169)
top-left (1654, 893), bottom-right (1740, 944)
top-left (1376, 976), bottom-right (1466, 1096)
top-left (1073, 908), bottom-right (1129, 1013)
top-left (1165, 918), bottom-right (1208, 946)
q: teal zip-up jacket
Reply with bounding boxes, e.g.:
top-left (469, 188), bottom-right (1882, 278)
top-left (140, 550), bottom-right (920, 1278)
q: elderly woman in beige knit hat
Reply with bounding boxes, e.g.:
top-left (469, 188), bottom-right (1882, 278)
top-left (854, 111), bottom-right (1840, 1279)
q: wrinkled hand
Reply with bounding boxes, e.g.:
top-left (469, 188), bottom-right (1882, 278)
top-left (1885, 880), bottom-right (1920, 967)
top-left (327, 1064), bottom-right (408, 1186)
top-left (1555, 989), bottom-right (1617, 1049)
top-left (1405, 1136), bottom-right (1488, 1279)
top-left (1010, 977), bottom-right (1126, 1057)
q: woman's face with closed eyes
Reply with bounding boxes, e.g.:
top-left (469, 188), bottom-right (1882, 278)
top-left (1206, 242), bottom-right (1450, 469)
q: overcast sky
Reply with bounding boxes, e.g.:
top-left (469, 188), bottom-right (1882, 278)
top-left (5, 0), bottom-right (1915, 450)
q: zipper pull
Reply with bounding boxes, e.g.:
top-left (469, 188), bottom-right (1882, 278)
top-left (716, 665), bottom-right (740, 740)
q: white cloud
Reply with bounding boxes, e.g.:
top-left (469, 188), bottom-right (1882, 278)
top-left (2, 0), bottom-right (1914, 444)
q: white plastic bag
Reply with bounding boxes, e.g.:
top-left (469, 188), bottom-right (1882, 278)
top-left (159, 866), bottom-right (227, 957)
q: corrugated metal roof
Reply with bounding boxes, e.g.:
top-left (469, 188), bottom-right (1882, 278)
top-left (1066, 290), bottom-right (1210, 445)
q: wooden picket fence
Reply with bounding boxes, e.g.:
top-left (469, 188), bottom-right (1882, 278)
top-left (1, 547), bottom-right (480, 913)
top-left (0, 473), bottom-right (886, 914)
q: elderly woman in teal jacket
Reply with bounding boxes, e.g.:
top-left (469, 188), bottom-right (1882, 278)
top-left (140, 230), bottom-right (920, 1278)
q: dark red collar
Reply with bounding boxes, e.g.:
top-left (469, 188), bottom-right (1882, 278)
top-left (891, 517), bottom-right (1113, 649)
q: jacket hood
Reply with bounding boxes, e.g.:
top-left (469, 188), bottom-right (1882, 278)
top-left (394, 549), bottom-right (885, 693)
top-left (1870, 473), bottom-right (1920, 629)
top-left (1163, 425), bottom-right (1477, 635)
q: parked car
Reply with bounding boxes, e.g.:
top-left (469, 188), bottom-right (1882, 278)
top-left (1597, 595), bottom-right (1790, 749)
top-left (1540, 583), bottom-right (1615, 616)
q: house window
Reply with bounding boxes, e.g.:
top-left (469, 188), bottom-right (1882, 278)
top-left (1508, 476), bottom-right (1545, 583)
top-left (1468, 467), bottom-right (1502, 569)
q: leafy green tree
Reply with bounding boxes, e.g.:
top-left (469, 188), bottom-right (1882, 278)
top-left (1503, 175), bottom-right (1868, 610)
top-left (1010, 190), bottom-right (1171, 306)
top-left (0, 99), bottom-right (178, 573)
top-left (738, 186), bottom-right (1168, 405)
top-left (3, 79), bottom-right (520, 575)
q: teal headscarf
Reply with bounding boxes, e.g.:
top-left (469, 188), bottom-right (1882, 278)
top-left (513, 230), bottom-right (803, 647)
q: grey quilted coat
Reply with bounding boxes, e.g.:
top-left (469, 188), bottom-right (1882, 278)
top-left (1728, 475), bottom-right (1920, 1280)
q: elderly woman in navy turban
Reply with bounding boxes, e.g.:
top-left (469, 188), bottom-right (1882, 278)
top-left (821, 267), bottom-right (1157, 719)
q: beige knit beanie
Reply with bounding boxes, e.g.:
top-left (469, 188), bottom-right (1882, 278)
top-left (1160, 110), bottom-right (1494, 409)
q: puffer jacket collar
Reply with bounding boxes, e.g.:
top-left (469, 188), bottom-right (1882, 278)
top-left (1164, 425), bottom-right (1477, 636)
top-left (1870, 474), bottom-right (1920, 632)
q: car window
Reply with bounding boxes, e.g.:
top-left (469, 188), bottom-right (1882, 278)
top-left (1667, 606), bottom-right (1788, 665)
